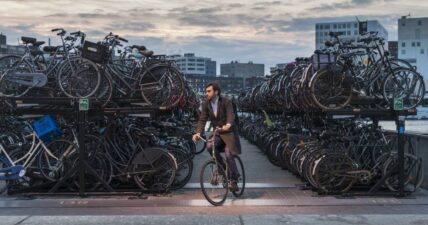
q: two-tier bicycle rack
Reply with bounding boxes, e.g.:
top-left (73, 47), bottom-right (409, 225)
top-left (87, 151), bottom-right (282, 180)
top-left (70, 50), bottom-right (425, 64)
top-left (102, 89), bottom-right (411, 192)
top-left (242, 97), bottom-right (417, 197)
top-left (0, 96), bottom-right (171, 196)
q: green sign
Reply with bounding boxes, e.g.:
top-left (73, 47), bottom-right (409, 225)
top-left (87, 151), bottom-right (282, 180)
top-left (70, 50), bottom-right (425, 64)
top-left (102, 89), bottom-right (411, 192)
top-left (79, 99), bottom-right (89, 111)
top-left (393, 98), bottom-right (403, 111)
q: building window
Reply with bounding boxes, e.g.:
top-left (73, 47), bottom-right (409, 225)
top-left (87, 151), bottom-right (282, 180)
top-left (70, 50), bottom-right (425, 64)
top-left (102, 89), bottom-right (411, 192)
top-left (402, 42), bottom-right (406, 47)
top-left (416, 29), bottom-right (421, 39)
top-left (421, 49), bottom-right (425, 54)
top-left (354, 23), bottom-right (358, 28)
top-left (319, 24), bottom-right (323, 29)
top-left (347, 31), bottom-right (351, 35)
top-left (402, 22), bottom-right (405, 26)
top-left (418, 20), bottom-right (422, 25)
top-left (333, 24), bottom-right (337, 29)
top-left (188, 59), bottom-right (195, 62)
top-left (347, 23), bottom-right (351, 29)
top-left (325, 25), bottom-right (330, 29)
top-left (316, 24), bottom-right (319, 29)
top-left (354, 30), bottom-right (358, 35)
top-left (412, 42), bottom-right (415, 47)
top-left (417, 42), bottom-right (421, 47)
top-left (188, 68), bottom-right (195, 70)
top-left (401, 49), bottom-right (406, 55)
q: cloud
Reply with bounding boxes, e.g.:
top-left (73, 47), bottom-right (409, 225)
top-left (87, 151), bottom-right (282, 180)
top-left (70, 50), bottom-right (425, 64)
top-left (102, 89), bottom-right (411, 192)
top-left (104, 21), bottom-right (155, 32)
top-left (1, 0), bottom-right (428, 74)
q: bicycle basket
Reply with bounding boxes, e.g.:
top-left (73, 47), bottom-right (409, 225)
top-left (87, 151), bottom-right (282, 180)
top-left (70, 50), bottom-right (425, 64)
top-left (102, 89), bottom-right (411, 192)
top-left (311, 52), bottom-right (337, 72)
top-left (32, 115), bottom-right (62, 143)
top-left (82, 41), bottom-right (109, 64)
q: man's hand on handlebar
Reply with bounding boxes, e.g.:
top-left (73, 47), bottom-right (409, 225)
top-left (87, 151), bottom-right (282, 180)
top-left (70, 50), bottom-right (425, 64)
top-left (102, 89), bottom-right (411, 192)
top-left (221, 123), bottom-right (231, 131)
top-left (192, 133), bottom-right (200, 142)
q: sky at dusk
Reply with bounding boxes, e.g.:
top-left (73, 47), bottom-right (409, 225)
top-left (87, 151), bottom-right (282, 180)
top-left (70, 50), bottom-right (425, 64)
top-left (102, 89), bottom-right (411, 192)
top-left (1, 0), bottom-right (428, 73)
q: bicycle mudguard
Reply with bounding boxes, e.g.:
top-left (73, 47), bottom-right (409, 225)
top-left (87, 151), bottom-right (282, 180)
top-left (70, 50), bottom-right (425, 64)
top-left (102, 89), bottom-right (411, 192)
top-left (0, 165), bottom-right (26, 180)
top-left (131, 147), bottom-right (167, 166)
top-left (7, 72), bottom-right (47, 87)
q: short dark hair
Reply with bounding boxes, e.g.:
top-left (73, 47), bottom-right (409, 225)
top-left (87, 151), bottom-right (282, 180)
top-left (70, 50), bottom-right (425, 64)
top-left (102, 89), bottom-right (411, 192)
top-left (205, 82), bottom-right (221, 95)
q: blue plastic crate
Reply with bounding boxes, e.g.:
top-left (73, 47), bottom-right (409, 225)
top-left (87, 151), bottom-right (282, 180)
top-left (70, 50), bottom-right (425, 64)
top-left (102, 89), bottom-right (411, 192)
top-left (32, 115), bottom-right (62, 143)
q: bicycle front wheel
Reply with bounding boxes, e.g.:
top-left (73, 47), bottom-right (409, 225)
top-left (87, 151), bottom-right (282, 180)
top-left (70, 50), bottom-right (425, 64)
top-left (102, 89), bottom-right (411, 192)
top-left (57, 57), bottom-right (101, 98)
top-left (310, 68), bottom-right (353, 110)
top-left (382, 68), bottom-right (425, 110)
top-left (200, 160), bottom-right (228, 206)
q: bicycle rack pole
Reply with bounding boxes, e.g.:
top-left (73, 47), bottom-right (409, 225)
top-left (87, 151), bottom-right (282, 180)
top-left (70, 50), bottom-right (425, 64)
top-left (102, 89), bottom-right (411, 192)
top-left (77, 106), bottom-right (86, 196)
top-left (397, 112), bottom-right (406, 197)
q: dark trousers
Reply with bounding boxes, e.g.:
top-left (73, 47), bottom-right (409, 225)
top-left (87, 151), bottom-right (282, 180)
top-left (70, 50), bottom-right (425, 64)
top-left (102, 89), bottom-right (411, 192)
top-left (207, 134), bottom-right (240, 182)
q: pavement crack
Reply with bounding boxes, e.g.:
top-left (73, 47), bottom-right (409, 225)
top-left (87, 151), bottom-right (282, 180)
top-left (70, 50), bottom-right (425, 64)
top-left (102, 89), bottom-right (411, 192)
top-left (239, 215), bottom-right (244, 225)
top-left (14, 215), bottom-right (31, 225)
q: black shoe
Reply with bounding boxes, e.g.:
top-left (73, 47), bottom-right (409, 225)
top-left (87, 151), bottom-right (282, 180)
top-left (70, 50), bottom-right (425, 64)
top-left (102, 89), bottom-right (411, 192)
top-left (229, 181), bottom-right (239, 192)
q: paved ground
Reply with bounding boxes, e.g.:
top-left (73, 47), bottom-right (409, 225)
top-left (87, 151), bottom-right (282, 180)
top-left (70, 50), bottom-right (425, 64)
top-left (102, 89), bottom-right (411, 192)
top-left (0, 137), bottom-right (427, 224)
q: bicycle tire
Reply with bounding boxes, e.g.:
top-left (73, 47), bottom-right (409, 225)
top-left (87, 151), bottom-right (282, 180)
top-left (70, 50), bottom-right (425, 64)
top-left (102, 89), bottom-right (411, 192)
top-left (0, 55), bottom-right (33, 97)
top-left (200, 160), bottom-right (228, 206)
top-left (57, 57), bottom-right (101, 98)
top-left (310, 67), bottom-right (353, 110)
top-left (231, 155), bottom-right (245, 197)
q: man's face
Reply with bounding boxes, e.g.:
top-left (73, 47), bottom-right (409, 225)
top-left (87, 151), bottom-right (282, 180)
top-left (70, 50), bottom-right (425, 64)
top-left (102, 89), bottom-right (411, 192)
top-left (205, 86), bottom-right (218, 101)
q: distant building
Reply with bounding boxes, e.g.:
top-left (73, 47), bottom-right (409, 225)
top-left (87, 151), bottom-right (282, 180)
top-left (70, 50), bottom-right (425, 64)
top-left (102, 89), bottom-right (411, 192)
top-left (0, 33), bottom-right (33, 57)
top-left (245, 76), bottom-right (266, 89)
top-left (270, 63), bottom-right (289, 76)
top-left (185, 74), bottom-right (244, 94)
top-left (0, 44), bottom-right (27, 57)
top-left (398, 17), bottom-right (428, 89)
top-left (388, 41), bottom-right (398, 59)
top-left (0, 33), bottom-right (6, 45)
top-left (220, 61), bottom-right (264, 78)
top-left (167, 53), bottom-right (216, 76)
top-left (315, 20), bottom-right (388, 49)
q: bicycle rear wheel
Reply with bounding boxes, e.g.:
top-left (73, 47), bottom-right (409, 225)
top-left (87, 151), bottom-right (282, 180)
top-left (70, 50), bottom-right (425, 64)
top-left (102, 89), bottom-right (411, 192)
top-left (314, 153), bottom-right (356, 193)
top-left (133, 149), bottom-right (177, 192)
top-left (0, 55), bottom-right (33, 97)
top-left (139, 63), bottom-right (184, 109)
top-left (383, 153), bottom-right (424, 192)
top-left (200, 160), bottom-right (228, 206)
top-left (231, 155), bottom-right (245, 197)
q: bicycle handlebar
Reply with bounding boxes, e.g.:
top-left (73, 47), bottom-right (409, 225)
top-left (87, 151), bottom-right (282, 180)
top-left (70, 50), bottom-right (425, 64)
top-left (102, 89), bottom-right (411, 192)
top-left (105, 32), bottom-right (128, 43)
top-left (52, 28), bottom-right (66, 36)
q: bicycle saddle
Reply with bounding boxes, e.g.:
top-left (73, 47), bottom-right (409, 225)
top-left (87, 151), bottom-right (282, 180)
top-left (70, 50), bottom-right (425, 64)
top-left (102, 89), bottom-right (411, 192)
top-left (21, 36), bottom-right (37, 45)
top-left (33, 41), bottom-right (45, 47)
top-left (43, 46), bottom-right (59, 53)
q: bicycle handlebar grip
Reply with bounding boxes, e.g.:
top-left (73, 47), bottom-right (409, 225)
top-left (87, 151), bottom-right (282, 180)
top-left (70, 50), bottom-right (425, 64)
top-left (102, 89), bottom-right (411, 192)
top-left (119, 37), bottom-right (128, 43)
top-left (70, 31), bottom-right (81, 35)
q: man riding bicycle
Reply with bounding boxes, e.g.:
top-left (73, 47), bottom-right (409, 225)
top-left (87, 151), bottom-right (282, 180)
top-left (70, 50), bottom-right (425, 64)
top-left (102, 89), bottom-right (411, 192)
top-left (192, 83), bottom-right (241, 192)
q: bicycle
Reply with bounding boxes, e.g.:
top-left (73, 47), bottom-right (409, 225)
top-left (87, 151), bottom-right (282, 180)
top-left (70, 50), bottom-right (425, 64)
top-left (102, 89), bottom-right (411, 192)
top-left (0, 127), bottom-right (76, 194)
top-left (197, 127), bottom-right (245, 206)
